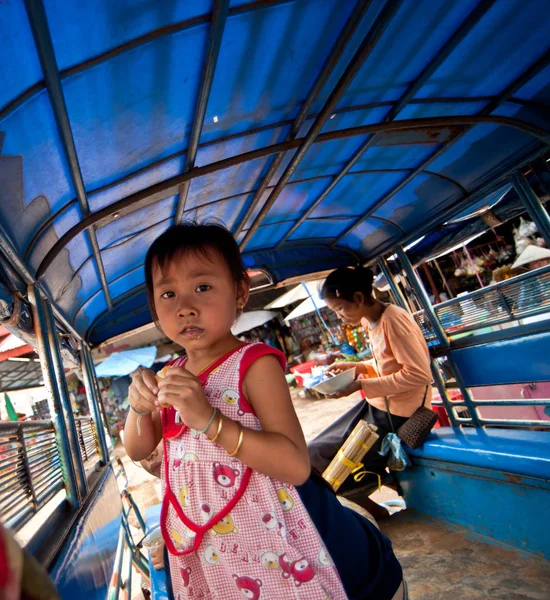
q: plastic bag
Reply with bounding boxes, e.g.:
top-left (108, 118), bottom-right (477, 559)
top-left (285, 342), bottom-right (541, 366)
top-left (379, 433), bottom-right (410, 471)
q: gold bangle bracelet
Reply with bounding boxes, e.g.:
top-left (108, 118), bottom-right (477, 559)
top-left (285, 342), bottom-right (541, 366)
top-left (228, 422), bottom-right (244, 457)
top-left (209, 413), bottom-right (224, 443)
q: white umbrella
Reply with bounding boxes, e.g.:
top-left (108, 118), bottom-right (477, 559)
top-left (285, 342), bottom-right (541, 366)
top-left (264, 280), bottom-right (323, 309)
top-left (283, 295), bottom-right (327, 323)
top-left (232, 310), bottom-right (278, 336)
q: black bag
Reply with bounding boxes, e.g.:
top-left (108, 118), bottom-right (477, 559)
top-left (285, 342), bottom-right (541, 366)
top-left (372, 349), bottom-right (437, 450)
top-left (395, 388), bottom-right (438, 449)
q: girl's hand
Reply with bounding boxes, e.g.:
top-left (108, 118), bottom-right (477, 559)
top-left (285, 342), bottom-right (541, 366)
top-left (150, 543), bottom-right (165, 570)
top-left (129, 367), bottom-right (158, 413)
top-left (156, 367), bottom-right (212, 430)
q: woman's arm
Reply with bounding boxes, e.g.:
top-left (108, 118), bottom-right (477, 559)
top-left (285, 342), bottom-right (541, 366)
top-left (361, 312), bottom-right (432, 398)
top-left (206, 355), bottom-right (311, 485)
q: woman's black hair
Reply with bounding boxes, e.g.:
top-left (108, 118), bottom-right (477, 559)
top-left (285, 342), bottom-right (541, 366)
top-left (144, 221), bottom-right (249, 322)
top-left (320, 266), bottom-right (375, 304)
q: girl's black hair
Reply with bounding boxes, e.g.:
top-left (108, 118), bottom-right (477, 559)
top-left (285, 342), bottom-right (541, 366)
top-left (320, 266), bottom-right (374, 303)
top-left (144, 221), bottom-right (249, 322)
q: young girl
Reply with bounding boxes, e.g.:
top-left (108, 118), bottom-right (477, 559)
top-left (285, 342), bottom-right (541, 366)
top-left (124, 223), bottom-right (406, 599)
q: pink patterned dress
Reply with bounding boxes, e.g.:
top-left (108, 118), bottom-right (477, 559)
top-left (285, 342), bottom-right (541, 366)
top-left (160, 343), bottom-right (348, 600)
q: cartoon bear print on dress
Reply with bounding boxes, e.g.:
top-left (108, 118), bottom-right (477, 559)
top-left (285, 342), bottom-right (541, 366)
top-left (180, 567), bottom-right (191, 587)
top-left (279, 555), bottom-right (315, 586)
top-left (318, 546), bottom-right (332, 568)
top-left (260, 512), bottom-right (277, 532)
top-left (233, 574), bottom-right (263, 600)
top-left (178, 484), bottom-right (190, 507)
top-left (183, 451), bottom-right (199, 463)
top-left (222, 388), bottom-right (239, 407)
top-left (259, 550), bottom-right (280, 569)
top-left (172, 529), bottom-right (184, 550)
top-left (210, 513), bottom-right (238, 536)
top-left (259, 511), bottom-right (286, 540)
top-left (291, 558), bottom-right (315, 587)
top-left (276, 487), bottom-right (295, 512)
top-left (199, 502), bottom-right (213, 524)
top-left (204, 545), bottom-right (219, 565)
top-left (279, 553), bottom-right (293, 579)
top-left (213, 462), bottom-right (240, 488)
top-left (173, 443), bottom-right (185, 469)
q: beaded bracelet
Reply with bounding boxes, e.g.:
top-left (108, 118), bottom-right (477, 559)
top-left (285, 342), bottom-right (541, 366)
top-left (192, 406), bottom-right (218, 437)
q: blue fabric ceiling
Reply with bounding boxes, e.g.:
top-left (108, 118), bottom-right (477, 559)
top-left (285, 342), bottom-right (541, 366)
top-left (0, 0), bottom-right (548, 344)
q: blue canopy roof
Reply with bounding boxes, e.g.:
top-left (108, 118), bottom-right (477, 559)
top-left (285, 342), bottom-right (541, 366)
top-left (0, 0), bottom-right (548, 345)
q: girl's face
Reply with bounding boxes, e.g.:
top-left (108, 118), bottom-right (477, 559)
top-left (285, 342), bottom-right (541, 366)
top-left (152, 249), bottom-right (248, 351)
top-left (325, 296), bottom-right (364, 327)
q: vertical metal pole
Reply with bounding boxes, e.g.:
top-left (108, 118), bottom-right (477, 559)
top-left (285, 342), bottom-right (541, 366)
top-left (302, 282), bottom-right (337, 344)
top-left (18, 424), bottom-right (39, 510)
top-left (511, 171), bottom-right (550, 247)
top-left (81, 345), bottom-right (109, 464)
top-left (378, 257), bottom-right (407, 309)
top-left (380, 257), bottom-right (458, 426)
top-left (433, 258), bottom-right (454, 299)
top-left (430, 359), bottom-right (459, 428)
top-left (28, 285), bottom-right (81, 507)
top-left (395, 246), bottom-right (481, 427)
top-left (42, 292), bottom-right (88, 498)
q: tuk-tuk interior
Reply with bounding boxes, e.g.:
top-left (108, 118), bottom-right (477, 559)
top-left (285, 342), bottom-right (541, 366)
top-left (0, 1), bottom-right (549, 598)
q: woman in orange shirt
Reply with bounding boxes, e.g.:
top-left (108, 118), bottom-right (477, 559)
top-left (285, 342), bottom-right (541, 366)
top-left (308, 266), bottom-right (432, 517)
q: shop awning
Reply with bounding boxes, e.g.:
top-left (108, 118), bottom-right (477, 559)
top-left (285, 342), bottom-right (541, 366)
top-left (284, 296), bottom-right (327, 323)
top-left (232, 311), bottom-right (278, 336)
top-left (264, 280), bottom-right (324, 310)
top-left (95, 346), bottom-right (157, 378)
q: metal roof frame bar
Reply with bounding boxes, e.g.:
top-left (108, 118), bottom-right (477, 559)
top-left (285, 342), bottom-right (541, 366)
top-left (24, 0), bottom-right (112, 311)
top-left (277, 0), bottom-right (497, 246)
top-left (174, 0), bottom-right (230, 223)
top-left (35, 113), bottom-right (550, 279)
top-left (366, 144), bottom-right (548, 262)
top-left (332, 48), bottom-right (550, 246)
top-left (233, 0), bottom-right (373, 237)
top-left (238, 0), bottom-right (404, 250)
top-left (0, 0), bottom-right (295, 122)
top-left (23, 96), bottom-right (490, 263)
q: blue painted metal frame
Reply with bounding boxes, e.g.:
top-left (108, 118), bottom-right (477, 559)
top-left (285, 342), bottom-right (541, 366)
top-left (239, 0), bottom-right (404, 249)
top-left (28, 284), bottom-right (84, 507)
top-left (80, 345), bottom-right (109, 465)
top-left (175, 0), bottom-right (230, 223)
top-left (24, 0), bottom-right (112, 311)
top-left (395, 245), bottom-right (482, 427)
top-left (511, 170), bottom-right (550, 248)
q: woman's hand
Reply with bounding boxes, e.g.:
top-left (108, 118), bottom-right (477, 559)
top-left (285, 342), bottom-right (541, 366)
top-left (156, 366), bottom-right (212, 430)
top-left (129, 367), bottom-right (158, 413)
top-left (327, 361), bottom-right (367, 376)
top-left (150, 543), bottom-right (165, 570)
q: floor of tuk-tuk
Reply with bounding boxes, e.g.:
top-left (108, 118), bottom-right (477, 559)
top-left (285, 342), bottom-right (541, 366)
top-left (379, 511), bottom-right (550, 600)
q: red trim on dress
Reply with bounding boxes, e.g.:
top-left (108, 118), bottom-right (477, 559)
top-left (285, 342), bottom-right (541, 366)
top-left (161, 343), bottom-right (266, 556)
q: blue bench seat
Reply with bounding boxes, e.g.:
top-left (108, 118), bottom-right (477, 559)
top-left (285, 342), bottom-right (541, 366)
top-left (408, 427), bottom-right (550, 480)
top-left (399, 427), bottom-right (550, 559)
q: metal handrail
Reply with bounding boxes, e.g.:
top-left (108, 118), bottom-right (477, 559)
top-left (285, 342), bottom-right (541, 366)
top-left (0, 420), bottom-right (64, 530)
top-left (435, 264), bottom-right (550, 310)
